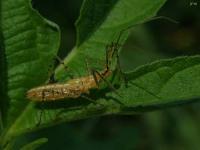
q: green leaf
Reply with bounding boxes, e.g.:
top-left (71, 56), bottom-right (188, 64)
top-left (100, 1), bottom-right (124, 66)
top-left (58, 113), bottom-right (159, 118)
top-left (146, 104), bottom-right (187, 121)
top-left (55, 0), bottom-right (166, 79)
top-left (39, 55), bottom-right (200, 125)
top-left (0, 0), bottom-right (60, 146)
top-left (4, 0), bottom-right (200, 148)
top-left (112, 56), bottom-right (200, 111)
top-left (20, 138), bottom-right (48, 150)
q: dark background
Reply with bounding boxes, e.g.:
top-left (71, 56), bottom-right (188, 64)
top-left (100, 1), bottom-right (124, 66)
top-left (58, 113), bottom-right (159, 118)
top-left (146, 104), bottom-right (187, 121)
top-left (16, 0), bottom-right (200, 149)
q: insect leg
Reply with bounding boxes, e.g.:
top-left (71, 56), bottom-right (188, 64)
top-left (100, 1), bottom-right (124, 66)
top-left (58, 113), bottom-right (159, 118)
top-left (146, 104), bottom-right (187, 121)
top-left (84, 58), bottom-right (91, 76)
top-left (84, 58), bottom-right (100, 88)
top-left (48, 72), bottom-right (57, 83)
top-left (47, 60), bottom-right (57, 83)
top-left (105, 44), bottom-right (111, 69)
top-left (36, 103), bottom-right (44, 127)
top-left (55, 55), bottom-right (68, 71)
top-left (115, 50), bottom-right (128, 87)
top-left (81, 95), bottom-right (106, 107)
top-left (36, 92), bottom-right (46, 126)
top-left (91, 69), bottom-right (100, 88)
top-left (92, 70), bottom-right (124, 105)
top-left (109, 31), bottom-right (128, 87)
top-left (48, 55), bottom-right (69, 83)
top-left (36, 111), bottom-right (42, 127)
top-left (93, 70), bottom-right (115, 92)
top-left (81, 95), bottom-right (98, 104)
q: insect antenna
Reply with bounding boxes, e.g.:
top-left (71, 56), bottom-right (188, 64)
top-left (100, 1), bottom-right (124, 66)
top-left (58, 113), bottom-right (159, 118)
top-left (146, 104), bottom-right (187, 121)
top-left (113, 16), bottom-right (178, 51)
top-left (109, 16), bottom-right (178, 85)
top-left (120, 16), bottom-right (178, 35)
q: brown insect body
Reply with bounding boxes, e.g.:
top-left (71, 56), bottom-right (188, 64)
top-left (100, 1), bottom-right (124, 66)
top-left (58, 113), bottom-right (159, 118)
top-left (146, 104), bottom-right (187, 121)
top-left (27, 68), bottom-right (111, 101)
top-left (27, 28), bottom-right (121, 102)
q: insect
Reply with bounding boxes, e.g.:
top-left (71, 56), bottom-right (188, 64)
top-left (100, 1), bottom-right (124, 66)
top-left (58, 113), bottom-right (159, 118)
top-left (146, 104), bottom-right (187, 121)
top-left (26, 38), bottom-right (122, 102)
top-left (27, 16), bottom-right (177, 102)
top-left (26, 68), bottom-right (113, 101)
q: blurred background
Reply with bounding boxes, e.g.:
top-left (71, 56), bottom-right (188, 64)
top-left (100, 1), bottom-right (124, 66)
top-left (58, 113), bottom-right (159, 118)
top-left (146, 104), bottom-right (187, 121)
top-left (16, 0), bottom-right (200, 149)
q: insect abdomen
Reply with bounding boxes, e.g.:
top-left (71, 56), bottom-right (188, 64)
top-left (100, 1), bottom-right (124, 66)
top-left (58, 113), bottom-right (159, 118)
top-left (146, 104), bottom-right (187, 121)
top-left (27, 83), bottom-right (82, 101)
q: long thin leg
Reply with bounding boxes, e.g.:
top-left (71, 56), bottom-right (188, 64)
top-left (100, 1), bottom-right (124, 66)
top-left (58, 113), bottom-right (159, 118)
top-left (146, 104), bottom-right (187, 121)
top-left (48, 55), bottom-right (69, 83)
top-left (106, 42), bottom-right (118, 68)
top-left (92, 70), bottom-right (122, 99)
top-left (84, 58), bottom-right (101, 88)
top-left (36, 93), bottom-right (46, 126)
top-left (89, 67), bottom-right (123, 105)
top-left (91, 69), bottom-right (100, 88)
top-left (93, 70), bottom-right (124, 105)
top-left (116, 51), bottom-right (128, 87)
top-left (81, 95), bottom-right (98, 104)
top-left (47, 58), bottom-right (57, 83)
top-left (36, 102), bottom-right (45, 127)
top-left (48, 72), bottom-right (57, 83)
top-left (84, 58), bottom-right (91, 76)
top-left (104, 38), bottom-right (127, 86)
top-left (36, 110), bottom-right (43, 127)
top-left (108, 38), bottom-right (128, 87)
top-left (55, 55), bottom-right (68, 71)
top-left (106, 44), bottom-right (111, 69)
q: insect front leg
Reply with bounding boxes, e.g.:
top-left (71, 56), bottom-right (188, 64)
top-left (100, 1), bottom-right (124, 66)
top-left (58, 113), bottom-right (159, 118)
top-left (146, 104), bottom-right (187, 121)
top-left (92, 70), bottom-right (124, 105)
top-left (91, 69), bottom-right (100, 88)
top-left (84, 59), bottom-right (101, 88)
top-left (115, 50), bottom-right (128, 87)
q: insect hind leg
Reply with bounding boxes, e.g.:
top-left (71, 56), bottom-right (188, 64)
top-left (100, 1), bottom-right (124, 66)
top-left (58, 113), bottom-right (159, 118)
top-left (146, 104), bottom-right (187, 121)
top-left (36, 102), bottom-right (45, 127)
top-left (81, 95), bottom-right (99, 105)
